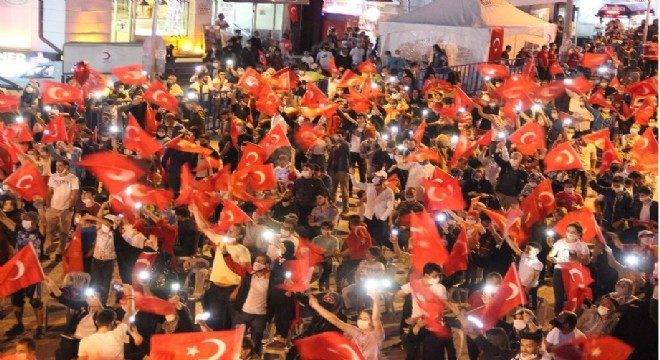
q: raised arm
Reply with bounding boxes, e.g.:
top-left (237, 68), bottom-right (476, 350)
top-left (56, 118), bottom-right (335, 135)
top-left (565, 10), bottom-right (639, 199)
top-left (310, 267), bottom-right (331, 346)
top-left (308, 294), bottom-right (355, 333)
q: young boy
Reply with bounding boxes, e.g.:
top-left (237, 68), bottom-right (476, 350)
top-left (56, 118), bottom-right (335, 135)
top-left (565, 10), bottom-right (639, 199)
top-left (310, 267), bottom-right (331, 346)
top-left (518, 242), bottom-right (544, 310)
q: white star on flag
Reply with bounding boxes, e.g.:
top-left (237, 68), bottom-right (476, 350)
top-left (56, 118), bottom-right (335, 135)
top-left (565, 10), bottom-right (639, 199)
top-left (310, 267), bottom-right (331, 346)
top-left (187, 346), bottom-right (200, 357)
top-left (591, 347), bottom-right (602, 357)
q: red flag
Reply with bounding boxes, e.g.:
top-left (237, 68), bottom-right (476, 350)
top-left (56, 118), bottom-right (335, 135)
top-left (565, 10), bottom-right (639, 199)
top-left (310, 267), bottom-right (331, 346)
top-left (357, 59), bottom-right (377, 73)
top-left (544, 142), bottom-right (583, 172)
top-left (278, 257), bottom-right (314, 292)
top-left (476, 63), bottom-right (508, 79)
top-left (0, 94), bottom-right (20, 113)
top-left (581, 53), bottom-right (609, 71)
top-left (217, 200), bottom-right (252, 231)
top-left (599, 139), bottom-right (622, 175)
top-left (582, 128), bottom-right (610, 150)
top-left (443, 230), bottom-right (468, 277)
top-left (412, 120), bottom-right (426, 143)
top-left (165, 135), bottom-right (213, 156)
top-left (588, 89), bottom-right (617, 113)
top-left (553, 335), bottom-right (633, 360)
top-left (564, 76), bottom-right (594, 95)
top-left (81, 68), bottom-right (109, 93)
top-left (553, 207), bottom-right (601, 243)
top-left (294, 122), bottom-right (325, 152)
top-left (237, 142), bottom-right (266, 170)
top-left (495, 75), bottom-right (536, 102)
top-left (634, 98), bottom-right (656, 125)
top-left (237, 68), bottom-right (264, 97)
top-left (409, 211), bottom-right (449, 274)
top-left (131, 251), bottom-right (158, 292)
top-left (531, 80), bottom-right (566, 103)
top-left (0, 243), bottom-right (44, 298)
top-left (5, 161), bottom-right (47, 202)
top-left (421, 78), bottom-right (452, 95)
top-left (66, 120), bottom-right (78, 144)
top-left (62, 228), bottom-right (83, 275)
top-left (124, 184), bottom-right (173, 210)
top-left (301, 82), bottom-right (329, 108)
top-left (150, 327), bottom-right (244, 360)
top-left (78, 152), bottom-right (146, 195)
top-left (480, 264), bottom-right (526, 328)
top-left (450, 130), bottom-right (477, 166)
top-left (42, 80), bottom-right (82, 104)
top-left (247, 164), bottom-right (277, 191)
top-left (508, 121), bottom-right (546, 155)
top-left (258, 50), bottom-right (268, 68)
top-left (124, 114), bottom-right (162, 157)
top-left (288, 4), bottom-right (299, 22)
top-left (338, 70), bottom-right (365, 88)
top-left (259, 124), bottom-right (291, 158)
top-left (9, 123), bottom-right (33, 143)
top-left (294, 332), bottom-right (365, 360)
top-left (0, 124), bottom-right (21, 164)
top-left (523, 59), bottom-right (536, 79)
top-left (41, 114), bottom-right (68, 144)
top-left (628, 77), bottom-right (658, 103)
top-left (422, 168), bottom-right (465, 211)
top-left (255, 85), bottom-right (282, 117)
top-left (487, 27), bottom-right (504, 62)
top-left (110, 64), bottom-right (148, 86)
top-left (609, 76), bottom-right (621, 90)
top-left (409, 274), bottom-right (451, 338)
top-left (144, 81), bottom-right (179, 113)
top-left (273, 67), bottom-right (299, 90)
top-left (475, 129), bottom-right (494, 147)
top-left (328, 57), bottom-right (340, 76)
top-left (175, 164), bottom-right (194, 205)
top-left (549, 62), bottom-right (564, 76)
top-left (192, 192), bottom-right (222, 221)
top-left (520, 179), bottom-right (556, 224)
top-left (134, 293), bottom-right (176, 316)
top-left (295, 237), bottom-right (326, 266)
top-left (229, 169), bottom-right (251, 201)
top-left (404, 148), bottom-right (441, 163)
top-left (145, 105), bottom-right (159, 134)
top-left (630, 127), bottom-right (658, 162)
top-left (560, 262), bottom-right (594, 312)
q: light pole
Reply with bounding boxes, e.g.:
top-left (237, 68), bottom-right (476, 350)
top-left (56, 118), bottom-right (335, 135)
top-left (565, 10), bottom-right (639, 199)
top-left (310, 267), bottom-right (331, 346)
top-left (151, 0), bottom-right (159, 79)
top-left (642, 0), bottom-right (652, 43)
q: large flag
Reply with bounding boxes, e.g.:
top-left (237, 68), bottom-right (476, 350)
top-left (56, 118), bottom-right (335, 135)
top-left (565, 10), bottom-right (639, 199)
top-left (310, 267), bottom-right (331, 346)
top-left (294, 332), bottom-right (365, 360)
top-left (0, 243), bottom-right (44, 298)
top-left (42, 81), bottom-right (82, 104)
top-left (78, 152), bottom-right (146, 195)
top-left (247, 164), bottom-right (277, 192)
top-left (508, 121), bottom-right (546, 155)
top-left (404, 148), bottom-right (442, 163)
top-left (479, 263), bottom-right (526, 328)
top-left (409, 274), bottom-right (451, 338)
top-left (599, 139), bottom-right (622, 175)
top-left (259, 124), bottom-right (291, 158)
top-left (4, 161), bottom-right (47, 202)
top-left (443, 230), bottom-right (468, 277)
top-left (357, 59), bottom-right (377, 73)
top-left (144, 81), bottom-right (179, 113)
top-left (134, 292), bottom-right (177, 316)
top-left (0, 94), bottom-right (20, 113)
top-left (487, 27), bottom-right (504, 62)
top-left (477, 63), bottom-right (508, 79)
top-left (110, 64), bottom-right (148, 86)
top-left (41, 114), bottom-right (68, 144)
top-left (560, 261), bottom-right (594, 312)
top-left (409, 211), bottom-right (449, 274)
top-left (581, 53), bottom-right (609, 71)
top-left (165, 136), bottom-right (213, 156)
top-left (553, 207), bottom-right (602, 243)
top-left (564, 76), bottom-right (594, 95)
top-left (63, 228), bottom-right (84, 275)
top-left (553, 335), bottom-right (633, 360)
top-left (422, 168), bottom-right (465, 211)
top-left (124, 114), bottom-right (162, 157)
top-left (237, 143), bottom-right (266, 170)
top-left (217, 200), bottom-right (252, 232)
top-left (544, 142), bottom-right (583, 172)
top-left (520, 179), bottom-right (556, 226)
top-left (149, 327), bottom-right (244, 360)
top-left (255, 84), bottom-right (281, 116)
top-left (294, 122), bottom-right (325, 152)
top-left (582, 128), bottom-right (610, 149)
top-left (237, 68), bottom-right (264, 97)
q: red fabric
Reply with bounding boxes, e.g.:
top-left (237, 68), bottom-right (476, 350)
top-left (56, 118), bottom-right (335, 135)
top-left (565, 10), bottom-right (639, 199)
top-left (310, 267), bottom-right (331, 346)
top-left (0, 243), bottom-right (44, 298)
top-left (294, 122), bottom-right (325, 152)
top-left (165, 135), bottom-right (213, 156)
top-left (443, 230), bottom-right (468, 277)
top-left (4, 161), bottom-right (47, 202)
top-left (41, 114), bottom-right (68, 144)
top-left (537, 50), bottom-right (549, 67)
top-left (217, 200), bottom-right (252, 231)
top-left (338, 70), bottom-right (365, 88)
top-left (643, 43), bottom-right (659, 61)
top-left (78, 152), bottom-right (146, 195)
top-left (357, 59), bottom-right (377, 73)
top-left (599, 139), bottom-right (622, 175)
top-left (296, 237), bottom-right (326, 266)
top-left (409, 274), bottom-right (451, 338)
top-left (125, 114), bottom-right (162, 157)
top-left (634, 98), bottom-right (656, 125)
top-left (300, 82), bottom-right (329, 108)
top-left (588, 89), bottom-right (617, 112)
top-left (495, 75), bottom-right (536, 102)
top-left (509, 121), bottom-right (546, 155)
top-left (259, 124), bottom-right (291, 158)
top-left (66, 120), bottom-right (77, 144)
top-left (237, 142), bottom-right (266, 170)
top-left (255, 84), bottom-right (281, 116)
top-left (549, 62), bottom-right (564, 76)
top-left (531, 80), bottom-right (566, 103)
top-left (487, 27), bottom-right (504, 62)
top-left (630, 128), bottom-right (658, 162)
top-left (544, 142), bottom-right (584, 172)
top-left (110, 64), bottom-right (148, 86)
top-left (421, 79), bottom-right (451, 94)
top-left (288, 4), bottom-right (299, 22)
top-left (555, 192), bottom-right (585, 212)
top-left (144, 81), bottom-right (179, 113)
top-left (412, 120), bottom-right (427, 143)
top-left (42, 81), bottom-right (82, 104)
top-left (273, 68), bottom-right (299, 91)
top-left (582, 128), bottom-right (610, 149)
top-left (520, 179), bottom-right (556, 227)
top-left (346, 225), bottom-right (372, 260)
top-left (564, 76), bottom-right (594, 95)
top-left (480, 264), bottom-right (526, 328)
top-left (247, 164), bottom-right (277, 191)
top-left (404, 148), bottom-right (442, 163)
top-left (450, 130), bottom-right (476, 166)
top-left (581, 53), bottom-right (609, 70)
top-left (328, 57), bottom-right (340, 76)
top-left (150, 328), bottom-right (244, 360)
top-left (475, 129), bottom-right (493, 147)
top-left (0, 94), bottom-right (19, 112)
top-left (476, 63), bottom-right (507, 79)
top-left (131, 252), bottom-right (158, 294)
top-left (9, 123), bottom-right (32, 144)
top-left (294, 332), bottom-right (366, 360)
top-left (560, 262), bottom-right (594, 312)
top-left (554, 335), bottom-right (633, 360)
top-left (422, 167), bottom-right (465, 211)
top-left (553, 207), bottom-right (602, 243)
top-left (237, 68), bottom-right (264, 97)
top-left (278, 257), bottom-right (314, 292)
top-left (63, 228), bottom-right (83, 275)
top-left (409, 211), bottom-right (449, 274)
top-left (134, 292), bottom-right (176, 316)
top-left (145, 105), bottom-right (159, 135)
top-left (124, 184), bottom-right (173, 210)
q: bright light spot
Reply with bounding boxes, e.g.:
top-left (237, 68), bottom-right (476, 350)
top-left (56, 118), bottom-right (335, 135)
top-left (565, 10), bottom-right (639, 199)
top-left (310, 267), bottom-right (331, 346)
top-left (422, 110), bottom-right (429, 116)
top-left (262, 229), bottom-right (275, 241)
top-left (381, 134), bottom-right (389, 140)
top-left (483, 284), bottom-right (496, 294)
top-left (371, 83), bottom-right (378, 89)
top-left (546, 229), bottom-right (555, 237)
top-left (396, 144), bottom-right (404, 151)
top-left (436, 213), bottom-right (447, 222)
top-left (625, 254), bottom-right (640, 266)
top-left (171, 283), bottom-right (181, 291)
top-left (391, 229), bottom-right (399, 236)
top-left (458, 107), bottom-right (466, 113)
top-left (451, 135), bottom-right (459, 144)
top-left (138, 271), bottom-right (150, 280)
top-left (285, 271), bottom-right (292, 279)
top-left (597, 66), bottom-right (608, 74)
top-left (134, 202), bottom-right (143, 210)
top-left (195, 66), bottom-right (202, 72)
top-left (196, 312), bottom-right (210, 321)
top-left (408, 130), bottom-right (413, 136)
top-left (84, 288), bottom-right (95, 297)
top-left (467, 315), bottom-right (484, 328)
top-left (404, 86), bottom-right (410, 91)
top-left (43, 105), bottom-right (52, 112)
top-left (109, 125), bottom-right (119, 133)
top-left (391, 126), bottom-right (399, 133)
top-left (484, 76), bottom-right (491, 81)
top-left (129, 316), bottom-right (135, 323)
top-left (15, 116), bottom-right (23, 123)
top-left (187, 92), bottom-right (197, 100)
top-left (498, 131), bottom-right (506, 139)
top-left (533, 104), bottom-right (542, 111)
top-left (364, 7), bottom-right (381, 22)
top-left (93, 91), bottom-right (102, 100)
top-left (364, 278), bottom-right (379, 291)
top-left (563, 79), bottom-right (573, 85)
top-left (43, 130), bottom-right (50, 135)
top-left (222, 236), bottom-right (230, 243)
top-left (380, 278), bottom-right (392, 288)
top-left (226, 60), bottom-right (233, 67)
top-left (107, 81), bottom-right (114, 87)
top-left (563, 118), bottom-right (572, 125)
top-left (182, 44), bottom-right (191, 52)
top-left (389, 76), bottom-right (396, 83)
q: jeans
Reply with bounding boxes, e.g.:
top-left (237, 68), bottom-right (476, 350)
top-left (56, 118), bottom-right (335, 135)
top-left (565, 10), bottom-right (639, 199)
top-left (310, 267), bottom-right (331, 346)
top-left (235, 312), bottom-right (268, 355)
top-left (91, 258), bottom-right (115, 305)
top-left (553, 268), bottom-right (565, 316)
top-left (202, 283), bottom-right (236, 331)
top-left (365, 217), bottom-right (390, 249)
top-left (572, 170), bottom-right (588, 198)
top-left (318, 261), bottom-right (332, 290)
top-left (44, 208), bottom-right (73, 255)
top-left (330, 170), bottom-right (349, 210)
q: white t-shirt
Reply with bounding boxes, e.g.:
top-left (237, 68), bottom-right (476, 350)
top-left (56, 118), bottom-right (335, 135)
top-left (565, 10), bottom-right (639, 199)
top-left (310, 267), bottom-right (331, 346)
top-left (546, 327), bottom-right (585, 349)
top-left (78, 323), bottom-right (128, 359)
top-left (242, 275), bottom-right (269, 315)
top-left (48, 171), bottom-right (80, 210)
top-left (518, 254), bottom-right (543, 288)
top-left (400, 279), bottom-right (447, 319)
top-left (551, 239), bottom-right (590, 265)
top-left (350, 47), bottom-right (366, 65)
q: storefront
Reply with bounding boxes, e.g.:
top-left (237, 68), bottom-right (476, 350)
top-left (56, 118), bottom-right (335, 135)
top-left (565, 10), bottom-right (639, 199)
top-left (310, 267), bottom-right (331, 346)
top-left (321, 0), bottom-right (400, 42)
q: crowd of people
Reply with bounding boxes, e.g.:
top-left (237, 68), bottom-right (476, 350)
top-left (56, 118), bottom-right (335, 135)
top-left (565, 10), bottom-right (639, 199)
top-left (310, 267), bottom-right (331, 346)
top-left (0, 14), bottom-right (658, 360)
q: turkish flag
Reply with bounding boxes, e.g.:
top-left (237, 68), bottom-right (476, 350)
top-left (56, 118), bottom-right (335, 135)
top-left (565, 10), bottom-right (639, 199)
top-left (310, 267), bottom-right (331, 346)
top-left (476, 63), bottom-right (508, 79)
top-left (131, 251), bottom-right (158, 291)
top-left (5, 161), bottom-right (47, 202)
top-left (475, 129), bottom-right (494, 147)
top-left (278, 256), bottom-right (314, 292)
top-left (78, 152), bottom-right (146, 195)
top-left (487, 27), bottom-right (504, 62)
top-left (328, 57), bottom-right (340, 76)
top-left (295, 237), bottom-right (326, 266)
top-left (237, 68), bottom-right (264, 97)
top-left (134, 292), bottom-right (177, 316)
top-left (421, 78), bottom-right (452, 94)
top-left (165, 135), bottom-right (213, 156)
top-left (273, 67), bottom-right (299, 90)
top-left (582, 128), bottom-right (610, 150)
top-left (150, 327), bottom-right (244, 360)
top-left (124, 114), bottom-right (162, 157)
top-left (255, 85), bottom-right (281, 117)
top-left (544, 142), bottom-right (583, 172)
top-left (110, 64), bottom-right (148, 86)
top-left (630, 128), bottom-right (658, 162)
top-left (553, 335), bottom-right (633, 360)
top-left (294, 332), bottom-right (365, 360)
top-left (404, 148), bottom-right (441, 164)
top-left (443, 230), bottom-right (468, 277)
top-left (175, 164), bottom-right (194, 205)
top-left (211, 165), bottom-right (232, 192)
top-left (343, 86), bottom-right (370, 113)
top-left (628, 77), bottom-right (658, 103)
top-left (63, 228), bottom-right (84, 275)
top-left (599, 139), bottom-right (622, 175)
top-left (509, 121), bottom-right (546, 155)
top-left (479, 264), bottom-right (526, 328)
top-left (288, 4), bottom-right (299, 22)
top-left (81, 68), bottom-right (109, 93)
top-left (383, 173), bottom-right (400, 191)
top-left (192, 192), bottom-right (222, 221)
top-left (217, 200), bottom-right (252, 232)
top-left (0, 243), bottom-right (44, 298)
top-left (338, 70), bottom-right (365, 88)
top-left (294, 122), bottom-right (325, 152)
top-left (0, 94), bottom-right (20, 113)
top-left (609, 76), bottom-right (621, 90)
top-left (588, 89), bottom-right (617, 112)
top-left (247, 164), bottom-right (276, 192)
top-left (237, 142), bottom-right (266, 170)
top-left (564, 76), bottom-right (594, 95)
top-left (553, 207), bottom-right (602, 243)
top-left (229, 168), bottom-right (251, 201)
top-left (124, 184), bottom-right (173, 210)
top-left (450, 130), bottom-right (477, 166)
top-left (549, 62), bottom-right (564, 76)
top-left (581, 53), bottom-right (609, 71)
top-left (412, 120), bottom-right (426, 143)
top-left (357, 59), bottom-right (377, 74)
top-left (495, 75), bottom-right (535, 102)
top-left (259, 124), bottom-right (291, 158)
top-left (42, 80), bottom-right (82, 104)
top-left (192, 155), bottom-right (221, 173)
top-left (634, 98), bottom-right (656, 125)
top-left (409, 211), bottom-right (449, 274)
top-left (409, 273), bottom-right (451, 338)
top-left (531, 80), bottom-right (566, 103)
top-left (145, 105), bottom-right (159, 134)
top-left (9, 123), bottom-right (33, 143)
top-left (560, 261), bottom-right (594, 312)
top-left (41, 114), bottom-right (68, 144)
top-left (422, 167), bottom-right (465, 211)
top-left (520, 179), bottom-right (556, 224)
top-left (0, 123), bottom-right (21, 163)
top-left (144, 81), bottom-right (179, 113)
top-left (301, 82), bottom-right (329, 108)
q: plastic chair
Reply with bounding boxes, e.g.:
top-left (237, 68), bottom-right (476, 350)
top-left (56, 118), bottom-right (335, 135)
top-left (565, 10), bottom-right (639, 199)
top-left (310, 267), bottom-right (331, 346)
top-left (44, 272), bottom-right (91, 330)
top-left (185, 268), bottom-right (210, 319)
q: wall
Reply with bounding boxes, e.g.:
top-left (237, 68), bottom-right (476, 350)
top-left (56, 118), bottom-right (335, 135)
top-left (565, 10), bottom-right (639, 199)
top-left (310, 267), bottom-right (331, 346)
top-left (65, 0), bottom-right (113, 42)
top-left (0, 0), bottom-right (65, 52)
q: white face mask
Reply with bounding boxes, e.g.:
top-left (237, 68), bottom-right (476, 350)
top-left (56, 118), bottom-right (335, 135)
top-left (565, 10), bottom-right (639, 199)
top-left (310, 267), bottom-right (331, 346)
top-left (301, 170), bottom-right (311, 178)
top-left (566, 233), bottom-right (577, 241)
top-left (630, 128), bottom-right (639, 135)
top-left (21, 220), bottom-right (32, 230)
top-left (426, 277), bottom-right (440, 285)
top-left (372, 177), bottom-right (382, 185)
top-left (83, 198), bottom-right (93, 205)
top-left (253, 262), bottom-right (266, 271)
top-left (597, 305), bottom-right (609, 317)
top-left (513, 319), bottom-right (527, 331)
top-left (564, 188), bottom-right (574, 194)
top-left (509, 159), bottom-right (520, 167)
top-left (356, 319), bottom-right (371, 330)
top-left (101, 224), bottom-right (111, 233)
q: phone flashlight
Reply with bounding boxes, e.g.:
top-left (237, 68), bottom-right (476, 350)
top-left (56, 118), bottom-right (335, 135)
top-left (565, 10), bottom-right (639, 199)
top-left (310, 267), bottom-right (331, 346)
top-left (391, 229), bottom-right (399, 236)
top-left (196, 312), bottom-right (210, 321)
top-left (285, 271), bottom-right (292, 279)
top-left (467, 315), bottom-right (484, 328)
top-left (546, 229), bottom-right (555, 237)
top-left (262, 229), bottom-right (275, 241)
top-left (138, 271), bottom-right (150, 281)
top-left (109, 125), bottom-right (119, 133)
top-left (171, 283), bottom-right (181, 292)
top-left (436, 213), bottom-right (447, 222)
top-left (84, 288), bottom-right (95, 297)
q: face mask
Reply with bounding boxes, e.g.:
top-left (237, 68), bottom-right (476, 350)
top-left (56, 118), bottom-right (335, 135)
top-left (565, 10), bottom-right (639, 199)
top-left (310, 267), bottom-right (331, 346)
top-left (405, 196), bottom-right (415, 201)
top-left (101, 224), bottom-right (111, 233)
top-left (426, 277), bottom-right (440, 285)
top-left (372, 178), bottom-right (382, 185)
top-left (356, 319), bottom-right (371, 330)
top-left (22, 221), bottom-right (32, 230)
top-left (566, 233), bottom-right (577, 241)
top-left (83, 198), bottom-right (93, 205)
top-left (597, 305), bottom-right (609, 317)
top-left (253, 262), bottom-right (266, 271)
top-left (321, 230), bottom-right (331, 236)
top-left (510, 159), bottom-right (520, 167)
top-left (157, 131), bottom-right (166, 137)
top-left (630, 128), bottom-right (639, 135)
top-left (640, 195), bottom-right (651, 202)
top-left (301, 170), bottom-right (311, 178)
top-left (513, 319), bottom-right (527, 331)
top-left (564, 188), bottom-right (574, 194)
top-left (612, 186), bottom-right (624, 193)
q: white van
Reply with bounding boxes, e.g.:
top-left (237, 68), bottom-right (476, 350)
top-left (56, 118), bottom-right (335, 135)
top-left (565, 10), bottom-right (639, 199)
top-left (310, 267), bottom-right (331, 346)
top-left (4, 61), bottom-right (63, 89)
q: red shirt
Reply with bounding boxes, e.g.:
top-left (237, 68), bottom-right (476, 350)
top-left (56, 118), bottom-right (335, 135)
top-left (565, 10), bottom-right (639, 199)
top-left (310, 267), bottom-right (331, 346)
top-left (537, 50), bottom-right (549, 67)
top-left (345, 224), bottom-right (372, 260)
top-left (555, 191), bottom-right (584, 212)
top-left (643, 43), bottom-right (658, 61)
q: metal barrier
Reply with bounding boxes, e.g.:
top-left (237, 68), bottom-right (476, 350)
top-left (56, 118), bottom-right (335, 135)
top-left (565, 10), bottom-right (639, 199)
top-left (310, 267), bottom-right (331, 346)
top-left (428, 58), bottom-right (532, 95)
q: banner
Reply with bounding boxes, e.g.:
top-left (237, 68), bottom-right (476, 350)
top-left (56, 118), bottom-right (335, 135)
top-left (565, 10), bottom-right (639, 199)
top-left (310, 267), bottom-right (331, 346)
top-left (488, 27), bottom-right (504, 62)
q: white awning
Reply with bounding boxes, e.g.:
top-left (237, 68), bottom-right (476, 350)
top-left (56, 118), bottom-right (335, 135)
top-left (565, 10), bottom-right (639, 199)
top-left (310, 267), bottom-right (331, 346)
top-left (508, 0), bottom-right (566, 6)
